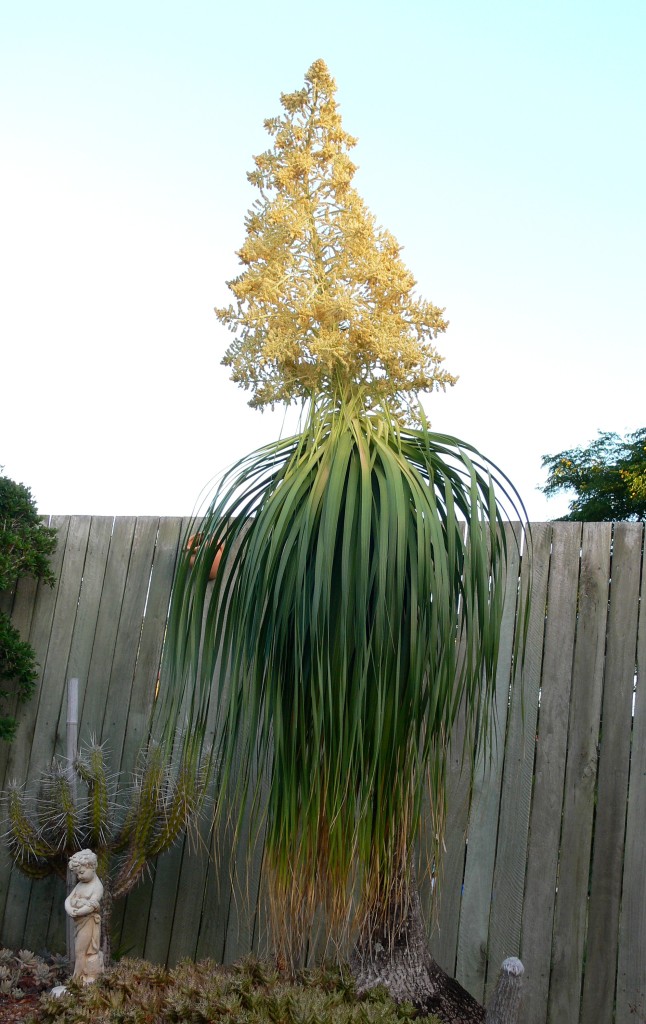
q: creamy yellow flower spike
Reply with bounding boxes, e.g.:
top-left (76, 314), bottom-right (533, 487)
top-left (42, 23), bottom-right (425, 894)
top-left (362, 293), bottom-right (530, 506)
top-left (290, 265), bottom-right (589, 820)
top-left (217, 59), bottom-right (456, 421)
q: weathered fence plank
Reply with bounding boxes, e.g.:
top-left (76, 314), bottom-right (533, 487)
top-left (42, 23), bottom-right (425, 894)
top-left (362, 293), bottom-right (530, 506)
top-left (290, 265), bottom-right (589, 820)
top-left (547, 522), bottom-right (613, 1024)
top-left (4, 520), bottom-right (89, 950)
top-left (486, 522), bottom-right (551, 999)
top-left (520, 522), bottom-right (581, 1024)
top-left (580, 524), bottom-right (643, 1024)
top-left (54, 516), bottom-right (115, 745)
top-left (20, 517), bottom-right (94, 953)
top-left (119, 517), bottom-right (190, 964)
top-left (101, 516), bottom-right (160, 770)
top-left (120, 516), bottom-right (185, 772)
top-left (428, 703), bottom-right (470, 976)
top-left (455, 523), bottom-right (522, 1002)
top-left (615, 533), bottom-right (646, 1021)
top-left (78, 516), bottom-right (137, 739)
top-left (222, 763), bottom-right (270, 965)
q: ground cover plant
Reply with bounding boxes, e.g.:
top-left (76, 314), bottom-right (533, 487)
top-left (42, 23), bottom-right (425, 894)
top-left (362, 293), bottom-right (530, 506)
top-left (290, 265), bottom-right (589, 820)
top-left (0, 948), bottom-right (67, 1000)
top-left (24, 956), bottom-right (437, 1024)
top-left (0, 949), bottom-right (67, 1024)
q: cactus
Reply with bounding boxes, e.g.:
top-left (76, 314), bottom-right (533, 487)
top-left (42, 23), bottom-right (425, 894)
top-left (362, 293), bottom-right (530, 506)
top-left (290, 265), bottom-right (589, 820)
top-left (2, 740), bottom-right (209, 963)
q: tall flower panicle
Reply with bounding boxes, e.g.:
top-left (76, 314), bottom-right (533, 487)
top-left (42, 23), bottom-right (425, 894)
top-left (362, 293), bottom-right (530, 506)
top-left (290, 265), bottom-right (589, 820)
top-left (216, 59), bottom-right (455, 420)
top-left (158, 61), bottom-right (530, 983)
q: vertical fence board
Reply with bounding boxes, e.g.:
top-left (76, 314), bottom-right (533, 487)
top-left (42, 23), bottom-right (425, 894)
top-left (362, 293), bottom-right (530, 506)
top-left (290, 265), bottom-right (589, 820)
top-left (54, 516), bottom-right (114, 744)
top-left (62, 514), bottom-right (115, 766)
top-left (486, 522), bottom-right (551, 999)
top-left (145, 838), bottom-right (188, 966)
top-left (119, 516), bottom-right (184, 775)
top-left (195, 815), bottom-right (236, 964)
top-left (580, 524), bottom-right (643, 1024)
top-left (141, 520), bottom-right (217, 966)
top-left (455, 523), bottom-right (522, 1002)
top-left (195, 534), bottom-right (259, 967)
top-left (0, 516), bottom-right (75, 948)
top-left (79, 516), bottom-right (137, 738)
top-left (113, 867), bottom-right (155, 961)
top-left (547, 522), bottom-right (613, 1023)
top-left (101, 517), bottom-right (160, 765)
top-left (428, 705), bottom-right (470, 976)
top-left (616, 528), bottom-right (646, 1020)
top-left (104, 517), bottom-right (189, 962)
top-left (118, 518), bottom-right (187, 963)
top-left (20, 517), bottom-right (93, 951)
top-left (24, 516), bottom-right (91, 770)
top-left (165, 827), bottom-right (214, 966)
top-left (520, 522), bottom-right (581, 1024)
top-left (222, 765), bottom-right (270, 965)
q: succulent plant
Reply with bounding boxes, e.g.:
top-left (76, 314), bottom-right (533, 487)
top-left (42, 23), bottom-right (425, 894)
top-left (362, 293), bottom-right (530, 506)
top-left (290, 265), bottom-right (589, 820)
top-left (2, 740), bottom-right (209, 962)
top-left (0, 947), bottom-right (68, 1000)
top-left (24, 955), bottom-right (436, 1023)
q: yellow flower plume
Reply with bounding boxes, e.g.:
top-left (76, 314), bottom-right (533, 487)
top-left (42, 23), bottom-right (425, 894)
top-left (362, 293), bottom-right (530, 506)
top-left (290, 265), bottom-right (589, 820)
top-left (217, 59), bottom-right (456, 421)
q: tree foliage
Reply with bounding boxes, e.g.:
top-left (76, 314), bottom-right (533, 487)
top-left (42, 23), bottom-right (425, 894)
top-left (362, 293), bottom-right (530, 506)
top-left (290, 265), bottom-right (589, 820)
top-left (541, 428), bottom-right (646, 521)
top-left (0, 473), bottom-right (57, 740)
top-left (216, 59), bottom-right (454, 420)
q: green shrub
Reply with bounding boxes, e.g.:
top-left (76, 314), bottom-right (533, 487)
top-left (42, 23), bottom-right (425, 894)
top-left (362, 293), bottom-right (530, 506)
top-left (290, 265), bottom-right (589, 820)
top-left (0, 473), bottom-right (57, 741)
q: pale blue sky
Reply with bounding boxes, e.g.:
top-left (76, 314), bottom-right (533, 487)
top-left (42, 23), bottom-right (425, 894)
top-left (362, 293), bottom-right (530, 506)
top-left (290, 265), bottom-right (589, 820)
top-left (1, 0), bottom-right (644, 519)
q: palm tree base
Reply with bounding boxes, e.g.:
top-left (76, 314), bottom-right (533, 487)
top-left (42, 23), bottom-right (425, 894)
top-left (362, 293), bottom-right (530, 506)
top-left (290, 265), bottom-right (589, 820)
top-left (349, 881), bottom-right (485, 1023)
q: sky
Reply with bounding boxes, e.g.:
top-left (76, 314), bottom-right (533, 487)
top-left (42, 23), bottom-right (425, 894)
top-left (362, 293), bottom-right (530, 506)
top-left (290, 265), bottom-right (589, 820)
top-left (1, 0), bottom-right (644, 521)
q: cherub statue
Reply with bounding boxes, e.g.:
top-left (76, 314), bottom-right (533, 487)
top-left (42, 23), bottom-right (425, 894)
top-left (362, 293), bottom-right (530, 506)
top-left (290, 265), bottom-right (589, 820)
top-left (64, 849), bottom-right (104, 983)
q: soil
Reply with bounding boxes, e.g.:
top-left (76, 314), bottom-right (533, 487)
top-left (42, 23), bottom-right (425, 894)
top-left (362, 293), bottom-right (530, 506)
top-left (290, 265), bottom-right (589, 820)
top-left (0, 993), bottom-right (41, 1024)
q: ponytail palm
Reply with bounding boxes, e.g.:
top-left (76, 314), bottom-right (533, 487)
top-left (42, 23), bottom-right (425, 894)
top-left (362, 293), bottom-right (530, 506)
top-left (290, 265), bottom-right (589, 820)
top-left (156, 60), bottom-right (528, 1008)
top-left (158, 400), bottom-right (524, 958)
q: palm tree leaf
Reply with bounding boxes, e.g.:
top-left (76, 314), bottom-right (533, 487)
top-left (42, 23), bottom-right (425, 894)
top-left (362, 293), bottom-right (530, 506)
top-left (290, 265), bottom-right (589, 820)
top-left (155, 405), bottom-right (528, 955)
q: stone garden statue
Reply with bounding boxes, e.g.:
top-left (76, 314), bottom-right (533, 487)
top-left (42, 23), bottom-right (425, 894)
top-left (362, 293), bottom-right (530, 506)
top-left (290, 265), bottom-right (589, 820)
top-left (64, 850), bottom-right (104, 984)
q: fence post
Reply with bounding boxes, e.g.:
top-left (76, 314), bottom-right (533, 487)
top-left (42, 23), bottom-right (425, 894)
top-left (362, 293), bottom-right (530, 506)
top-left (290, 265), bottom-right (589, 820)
top-left (65, 678), bottom-right (79, 971)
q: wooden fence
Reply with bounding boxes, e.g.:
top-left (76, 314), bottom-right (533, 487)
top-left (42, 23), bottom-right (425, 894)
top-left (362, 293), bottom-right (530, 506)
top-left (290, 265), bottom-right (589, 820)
top-left (0, 517), bottom-right (644, 1023)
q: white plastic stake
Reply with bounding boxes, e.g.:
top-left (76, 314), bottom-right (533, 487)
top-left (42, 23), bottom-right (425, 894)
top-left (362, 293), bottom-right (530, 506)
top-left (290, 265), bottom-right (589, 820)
top-left (65, 678), bottom-right (79, 971)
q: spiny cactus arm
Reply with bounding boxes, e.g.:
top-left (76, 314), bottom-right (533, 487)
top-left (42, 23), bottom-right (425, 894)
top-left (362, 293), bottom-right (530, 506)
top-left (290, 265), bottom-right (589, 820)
top-left (36, 762), bottom-right (81, 854)
top-left (4, 784), bottom-right (61, 878)
top-left (75, 741), bottom-right (114, 849)
top-left (111, 804), bottom-right (137, 854)
top-left (110, 746), bottom-right (166, 897)
top-left (111, 749), bottom-right (209, 898)
top-left (110, 853), bottom-right (147, 899)
top-left (147, 753), bottom-right (209, 857)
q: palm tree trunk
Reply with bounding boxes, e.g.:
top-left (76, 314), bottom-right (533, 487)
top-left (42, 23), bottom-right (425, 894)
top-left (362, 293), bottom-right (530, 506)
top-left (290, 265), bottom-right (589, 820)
top-left (349, 870), bottom-right (485, 1024)
top-left (349, 872), bottom-right (525, 1024)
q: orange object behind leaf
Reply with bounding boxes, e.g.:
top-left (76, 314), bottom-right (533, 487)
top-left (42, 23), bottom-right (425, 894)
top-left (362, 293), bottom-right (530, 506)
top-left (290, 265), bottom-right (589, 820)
top-left (186, 534), bottom-right (223, 581)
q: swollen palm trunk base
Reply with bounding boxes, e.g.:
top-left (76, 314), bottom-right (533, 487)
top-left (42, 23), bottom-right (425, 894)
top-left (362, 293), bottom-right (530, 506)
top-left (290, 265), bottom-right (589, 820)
top-left (350, 870), bottom-right (487, 1023)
